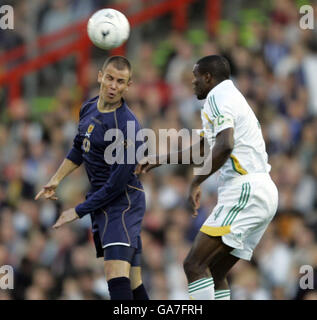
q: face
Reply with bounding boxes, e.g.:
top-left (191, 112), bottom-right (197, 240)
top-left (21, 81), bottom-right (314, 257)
top-left (97, 63), bottom-right (131, 104)
top-left (192, 64), bottom-right (211, 100)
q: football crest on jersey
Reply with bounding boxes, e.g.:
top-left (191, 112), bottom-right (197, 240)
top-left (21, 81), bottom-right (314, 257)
top-left (85, 124), bottom-right (95, 138)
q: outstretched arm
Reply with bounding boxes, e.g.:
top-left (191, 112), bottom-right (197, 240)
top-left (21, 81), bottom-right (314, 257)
top-left (135, 136), bottom-right (206, 174)
top-left (53, 127), bottom-right (143, 228)
top-left (35, 126), bottom-right (84, 201)
top-left (35, 159), bottom-right (80, 200)
top-left (51, 158), bottom-right (134, 228)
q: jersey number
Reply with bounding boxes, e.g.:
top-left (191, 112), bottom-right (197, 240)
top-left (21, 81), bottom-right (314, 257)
top-left (83, 138), bottom-right (90, 153)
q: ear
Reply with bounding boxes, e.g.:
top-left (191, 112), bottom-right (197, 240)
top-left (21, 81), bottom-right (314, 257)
top-left (97, 71), bottom-right (103, 84)
top-left (126, 79), bottom-right (132, 91)
top-left (204, 72), bottom-right (212, 83)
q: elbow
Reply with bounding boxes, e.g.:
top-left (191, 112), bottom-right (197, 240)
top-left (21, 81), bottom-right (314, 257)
top-left (215, 128), bottom-right (234, 158)
top-left (221, 139), bottom-right (233, 153)
top-left (224, 144), bottom-right (233, 155)
top-left (220, 144), bottom-right (233, 159)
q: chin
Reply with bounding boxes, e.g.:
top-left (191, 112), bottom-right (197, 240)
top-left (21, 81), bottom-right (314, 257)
top-left (196, 93), bottom-right (207, 100)
top-left (105, 96), bottom-right (117, 103)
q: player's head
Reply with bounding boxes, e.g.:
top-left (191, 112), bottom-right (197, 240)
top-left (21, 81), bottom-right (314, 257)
top-left (192, 55), bottom-right (231, 99)
top-left (98, 56), bottom-right (132, 104)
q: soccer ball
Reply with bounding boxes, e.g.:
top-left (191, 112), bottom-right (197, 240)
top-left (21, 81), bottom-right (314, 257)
top-left (87, 8), bottom-right (130, 50)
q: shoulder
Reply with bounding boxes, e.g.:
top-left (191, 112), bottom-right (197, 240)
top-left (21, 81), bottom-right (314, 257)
top-left (117, 101), bottom-right (142, 131)
top-left (203, 91), bottom-right (229, 119)
top-left (207, 82), bottom-right (240, 117)
top-left (79, 96), bottom-right (98, 118)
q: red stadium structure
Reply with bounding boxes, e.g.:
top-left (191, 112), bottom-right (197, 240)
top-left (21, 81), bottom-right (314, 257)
top-left (0, 0), bottom-right (221, 107)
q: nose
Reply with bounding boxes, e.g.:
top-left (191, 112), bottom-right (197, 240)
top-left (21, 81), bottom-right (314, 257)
top-left (110, 80), bottom-right (117, 90)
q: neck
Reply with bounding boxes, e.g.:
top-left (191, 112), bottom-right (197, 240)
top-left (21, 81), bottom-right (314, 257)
top-left (97, 97), bottom-right (122, 113)
top-left (212, 78), bottom-right (227, 89)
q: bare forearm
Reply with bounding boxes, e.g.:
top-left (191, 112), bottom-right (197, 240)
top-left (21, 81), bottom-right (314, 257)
top-left (50, 159), bottom-right (79, 184)
top-left (136, 138), bottom-right (205, 174)
top-left (165, 137), bottom-right (205, 165)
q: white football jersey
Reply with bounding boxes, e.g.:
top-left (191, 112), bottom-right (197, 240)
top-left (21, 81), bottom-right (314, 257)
top-left (199, 79), bottom-right (271, 186)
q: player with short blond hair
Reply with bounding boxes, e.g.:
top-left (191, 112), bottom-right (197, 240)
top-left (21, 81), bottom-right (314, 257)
top-left (36, 56), bottom-right (149, 300)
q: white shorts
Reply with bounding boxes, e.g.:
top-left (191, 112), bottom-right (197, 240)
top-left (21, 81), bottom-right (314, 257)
top-left (200, 173), bottom-right (278, 261)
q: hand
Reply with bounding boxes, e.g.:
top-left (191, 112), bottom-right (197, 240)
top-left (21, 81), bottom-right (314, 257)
top-left (52, 208), bottom-right (79, 229)
top-left (135, 155), bottom-right (161, 175)
top-left (187, 183), bottom-right (201, 218)
top-left (35, 179), bottom-right (59, 201)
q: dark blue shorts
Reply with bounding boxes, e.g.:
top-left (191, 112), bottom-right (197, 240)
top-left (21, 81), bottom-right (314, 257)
top-left (90, 184), bottom-right (146, 266)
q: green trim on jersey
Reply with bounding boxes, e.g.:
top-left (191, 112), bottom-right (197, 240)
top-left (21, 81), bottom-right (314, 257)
top-left (208, 96), bottom-right (217, 118)
top-left (208, 95), bottom-right (221, 117)
top-left (212, 95), bottom-right (221, 116)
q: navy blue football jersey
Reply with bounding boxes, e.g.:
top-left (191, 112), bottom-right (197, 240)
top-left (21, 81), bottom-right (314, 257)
top-left (66, 96), bottom-right (145, 218)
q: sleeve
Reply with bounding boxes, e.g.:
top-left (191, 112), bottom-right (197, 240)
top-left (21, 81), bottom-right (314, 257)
top-left (196, 129), bottom-right (205, 137)
top-left (205, 94), bottom-right (235, 137)
top-left (66, 107), bottom-right (84, 166)
top-left (66, 134), bottom-right (83, 166)
top-left (75, 123), bottom-right (143, 218)
top-left (197, 107), bottom-right (214, 149)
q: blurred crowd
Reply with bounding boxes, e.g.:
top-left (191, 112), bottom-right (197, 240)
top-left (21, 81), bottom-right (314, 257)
top-left (0, 0), bottom-right (165, 52)
top-left (1, 0), bottom-right (317, 300)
